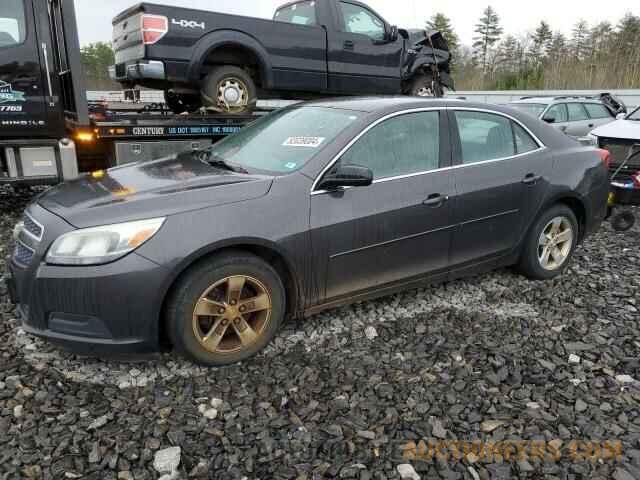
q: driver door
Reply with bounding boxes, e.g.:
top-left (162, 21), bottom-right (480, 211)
top-left (327, 1), bottom-right (403, 94)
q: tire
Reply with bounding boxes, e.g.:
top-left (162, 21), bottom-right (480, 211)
top-left (166, 252), bottom-right (285, 366)
top-left (409, 73), bottom-right (446, 98)
top-left (517, 204), bottom-right (579, 280)
top-left (611, 211), bottom-right (636, 232)
top-left (164, 91), bottom-right (201, 114)
top-left (200, 66), bottom-right (257, 114)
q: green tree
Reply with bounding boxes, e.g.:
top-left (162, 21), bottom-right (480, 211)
top-left (529, 21), bottom-right (553, 66)
top-left (427, 13), bottom-right (460, 66)
top-left (80, 42), bottom-right (115, 81)
top-left (570, 20), bottom-right (590, 61)
top-left (472, 6), bottom-right (503, 74)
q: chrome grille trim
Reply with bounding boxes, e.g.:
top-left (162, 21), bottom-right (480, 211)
top-left (22, 212), bottom-right (44, 242)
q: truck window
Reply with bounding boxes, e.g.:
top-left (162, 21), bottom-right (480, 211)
top-left (338, 1), bottom-right (386, 41)
top-left (0, 0), bottom-right (26, 47)
top-left (274, 1), bottom-right (317, 26)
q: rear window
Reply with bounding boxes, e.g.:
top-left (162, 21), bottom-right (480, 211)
top-left (567, 103), bottom-right (589, 121)
top-left (274, 1), bottom-right (317, 26)
top-left (0, 0), bottom-right (26, 47)
top-left (206, 106), bottom-right (361, 174)
top-left (584, 103), bottom-right (612, 119)
top-left (510, 103), bottom-right (547, 118)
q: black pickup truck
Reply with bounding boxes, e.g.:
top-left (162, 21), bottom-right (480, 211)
top-left (110, 0), bottom-right (453, 113)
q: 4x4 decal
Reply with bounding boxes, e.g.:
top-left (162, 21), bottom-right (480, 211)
top-left (0, 80), bottom-right (26, 104)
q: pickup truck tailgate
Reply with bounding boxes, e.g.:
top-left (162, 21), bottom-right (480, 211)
top-left (113, 12), bottom-right (146, 64)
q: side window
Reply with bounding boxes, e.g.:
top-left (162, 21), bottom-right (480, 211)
top-left (584, 103), bottom-right (613, 119)
top-left (567, 103), bottom-right (589, 122)
top-left (338, 2), bottom-right (386, 41)
top-left (274, 1), bottom-right (317, 26)
top-left (544, 104), bottom-right (568, 123)
top-left (0, 0), bottom-right (26, 47)
top-left (513, 123), bottom-right (539, 154)
top-left (340, 111), bottom-right (440, 180)
top-left (454, 111), bottom-right (515, 164)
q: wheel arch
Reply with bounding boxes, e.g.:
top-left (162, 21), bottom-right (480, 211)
top-left (539, 193), bottom-right (588, 242)
top-left (187, 31), bottom-right (274, 88)
top-left (157, 238), bottom-right (302, 347)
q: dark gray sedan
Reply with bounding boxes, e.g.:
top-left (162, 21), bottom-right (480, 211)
top-left (8, 98), bottom-right (610, 366)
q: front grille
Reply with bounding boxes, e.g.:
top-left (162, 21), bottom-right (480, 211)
top-left (23, 213), bottom-right (43, 240)
top-left (13, 241), bottom-right (35, 266)
top-left (601, 138), bottom-right (640, 169)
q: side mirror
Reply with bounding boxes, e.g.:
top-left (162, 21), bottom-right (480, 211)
top-left (543, 116), bottom-right (556, 124)
top-left (617, 113), bottom-right (627, 120)
top-left (318, 164), bottom-right (373, 191)
top-left (387, 25), bottom-right (399, 42)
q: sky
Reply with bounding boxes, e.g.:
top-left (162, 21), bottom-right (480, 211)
top-left (75, 0), bottom-right (639, 47)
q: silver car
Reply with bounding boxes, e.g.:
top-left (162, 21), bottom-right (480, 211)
top-left (510, 96), bottom-right (618, 137)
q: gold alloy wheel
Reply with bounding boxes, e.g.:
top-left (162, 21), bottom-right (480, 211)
top-left (538, 216), bottom-right (574, 271)
top-left (192, 275), bottom-right (272, 354)
top-left (217, 77), bottom-right (249, 113)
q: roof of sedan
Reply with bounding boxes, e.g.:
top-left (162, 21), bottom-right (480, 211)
top-left (302, 96), bottom-right (474, 112)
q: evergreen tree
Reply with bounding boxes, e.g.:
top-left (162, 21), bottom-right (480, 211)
top-left (472, 6), bottom-right (503, 73)
top-left (529, 21), bottom-right (553, 65)
top-left (571, 20), bottom-right (590, 61)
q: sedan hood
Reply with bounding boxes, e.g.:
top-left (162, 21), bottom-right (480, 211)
top-left (592, 119), bottom-right (640, 140)
top-left (38, 153), bottom-right (273, 228)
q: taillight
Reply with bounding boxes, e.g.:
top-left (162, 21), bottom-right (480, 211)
top-left (597, 149), bottom-right (611, 169)
top-left (141, 14), bottom-right (168, 45)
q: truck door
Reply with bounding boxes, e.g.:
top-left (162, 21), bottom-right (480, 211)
top-left (327, 0), bottom-right (403, 94)
top-left (0, 0), bottom-right (49, 137)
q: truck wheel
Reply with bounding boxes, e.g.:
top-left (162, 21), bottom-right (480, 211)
top-left (166, 252), bottom-right (285, 366)
top-left (201, 66), bottom-right (257, 114)
top-left (410, 73), bottom-right (446, 98)
top-left (164, 91), bottom-right (201, 114)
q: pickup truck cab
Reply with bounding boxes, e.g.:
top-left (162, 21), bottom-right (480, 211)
top-left (110, 0), bottom-right (453, 113)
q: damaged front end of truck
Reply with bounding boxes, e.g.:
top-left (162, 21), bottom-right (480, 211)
top-left (402, 29), bottom-right (455, 97)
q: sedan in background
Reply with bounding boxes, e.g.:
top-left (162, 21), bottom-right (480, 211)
top-left (7, 98), bottom-right (610, 366)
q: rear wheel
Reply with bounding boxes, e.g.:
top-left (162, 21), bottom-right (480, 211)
top-left (166, 252), bottom-right (285, 366)
top-left (518, 205), bottom-right (579, 280)
top-left (201, 66), bottom-right (257, 114)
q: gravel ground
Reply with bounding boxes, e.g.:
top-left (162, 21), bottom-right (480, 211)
top-left (1, 185), bottom-right (639, 480)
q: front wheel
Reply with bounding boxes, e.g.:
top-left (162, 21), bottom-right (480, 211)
top-left (409, 73), bottom-right (447, 98)
top-left (201, 66), bottom-right (257, 114)
top-left (166, 252), bottom-right (285, 366)
top-left (518, 205), bottom-right (579, 280)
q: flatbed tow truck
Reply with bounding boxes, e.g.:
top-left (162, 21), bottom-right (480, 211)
top-left (0, 0), bottom-right (268, 187)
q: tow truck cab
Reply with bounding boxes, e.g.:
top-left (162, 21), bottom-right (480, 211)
top-left (0, 0), bottom-right (87, 184)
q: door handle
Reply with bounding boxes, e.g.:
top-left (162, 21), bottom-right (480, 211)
top-left (343, 40), bottom-right (355, 50)
top-left (522, 173), bottom-right (541, 185)
top-left (560, 126), bottom-right (568, 132)
top-left (423, 194), bottom-right (448, 207)
top-left (41, 42), bottom-right (55, 107)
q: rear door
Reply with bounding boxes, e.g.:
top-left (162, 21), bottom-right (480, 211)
top-left (565, 102), bottom-right (592, 137)
top-left (326, 0), bottom-right (403, 94)
top-left (449, 109), bottom-right (553, 267)
top-left (0, 0), bottom-right (48, 137)
top-left (542, 103), bottom-right (569, 134)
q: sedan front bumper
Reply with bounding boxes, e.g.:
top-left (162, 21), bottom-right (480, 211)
top-left (9, 251), bottom-right (170, 355)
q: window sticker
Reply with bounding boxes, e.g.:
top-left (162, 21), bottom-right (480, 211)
top-left (282, 136), bottom-right (326, 148)
top-left (284, 162), bottom-right (298, 169)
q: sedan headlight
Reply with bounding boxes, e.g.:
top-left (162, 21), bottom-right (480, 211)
top-left (46, 217), bottom-right (165, 266)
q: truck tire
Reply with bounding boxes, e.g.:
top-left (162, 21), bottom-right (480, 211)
top-left (409, 73), bottom-right (446, 98)
top-left (201, 66), bottom-right (257, 114)
top-left (164, 91), bottom-right (201, 114)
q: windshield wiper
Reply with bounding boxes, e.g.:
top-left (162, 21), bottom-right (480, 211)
top-left (196, 151), bottom-right (248, 174)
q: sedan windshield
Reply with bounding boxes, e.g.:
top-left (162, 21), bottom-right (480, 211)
top-left (204, 107), bottom-right (362, 174)
top-left (510, 103), bottom-right (547, 117)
